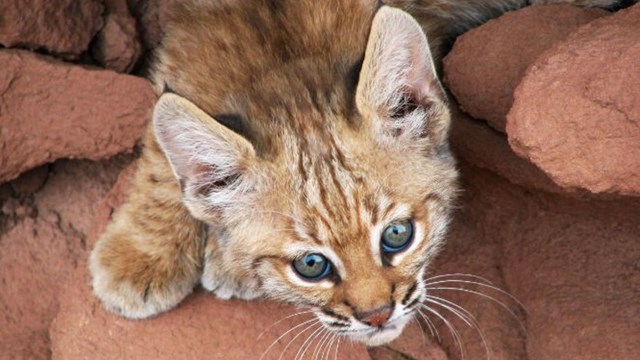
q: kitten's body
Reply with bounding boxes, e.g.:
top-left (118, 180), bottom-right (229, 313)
top-left (90, 0), bottom-right (621, 347)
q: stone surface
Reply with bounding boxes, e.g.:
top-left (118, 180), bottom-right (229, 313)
top-left (0, 158), bottom-right (129, 360)
top-left (93, 0), bottom-right (144, 73)
top-left (444, 4), bottom-right (607, 132)
top-left (507, 4), bottom-right (640, 196)
top-left (0, 0), bottom-right (104, 58)
top-left (0, 50), bottom-right (156, 183)
top-left (462, 163), bottom-right (640, 360)
top-left (50, 167), bottom-right (370, 360)
top-left (449, 101), bottom-right (565, 194)
top-left (9, 165), bottom-right (49, 194)
top-left (128, 0), bottom-right (175, 50)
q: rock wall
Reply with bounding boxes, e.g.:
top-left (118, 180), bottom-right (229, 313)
top-left (0, 2), bottom-right (638, 360)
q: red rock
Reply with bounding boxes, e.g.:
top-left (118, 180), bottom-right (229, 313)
top-left (9, 165), bottom-right (49, 194)
top-left (51, 267), bottom-right (370, 360)
top-left (50, 161), bottom-right (371, 360)
top-left (0, 0), bottom-right (104, 59)
top-left (0, 50), bottom-right (156, 183)
top-left (93, 0), bottom-right (144, 73)
top-left (444, 4), bottom-right (607, 132)
top-left (373, 324), bottom-right (448, 360)
top-left (128, 0), bottom-right (176, 50)
top-left (86, 161), bottom-right (137, 248)
top-left (0, 158), bottom-right (127, 360)
top-left (449, 101), bottom-right (565, 194)
top-left (507, 4), bottom-right (640, 196)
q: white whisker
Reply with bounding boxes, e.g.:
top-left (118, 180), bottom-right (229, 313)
top-left (333, 335), bottom-right (341, 360)
top-left (424, 273), bottom-right (496, 285)
top-left (411, 314), bottom-right (428, 347)
top-left (312, 329), bottom-right (334, 360)
top-left (294, 325), bottom-right (326, 360)
top-left (259, 318), bottom-right (318, 360)
top-left (416, 308), bottom-right (441, 343)
top-left (258, 310), bottom-right (315, 340)
top-left (421, 306), bottom-right (465, 360)
top-left (424, 285), bottom-right (527, 334)
top-left (422, 278), bottom-right (526, 312)
top-left (425, 295), bottom-right (491, 359)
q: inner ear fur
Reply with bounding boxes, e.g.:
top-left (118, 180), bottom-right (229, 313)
top-left (152, 93), bottom-right (257, 218)
top-left (356, 6), bottom-right (449, 148)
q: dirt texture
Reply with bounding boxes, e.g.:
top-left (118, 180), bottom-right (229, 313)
top-left (0, 50), bottom-right (155, 183)
top-left (0, 2), bottom-right (639, 360)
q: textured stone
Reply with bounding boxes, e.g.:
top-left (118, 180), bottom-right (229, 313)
top-left (449, 101), bottom-right (565, 194)
top-left (9, 165), bottom-right (49, 194)
top-left (0, 158), bottom-right (128, 360)
top-left (128, 0), bottom-right (175, 50)
top-left (0, 0), bottom-right (104, 58)
top-left (0, 50), bottom-right (156, 183)
top-left (93, 0), bottom-right (144, 73)
top-left (507, 4), bottom-right (640, 196)
top-left (50, 162), bottom-right (371, 360)
top-left (444, 4), bottom-right (607, 132)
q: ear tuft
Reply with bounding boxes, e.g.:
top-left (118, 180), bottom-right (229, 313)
top-left (357, 6), bottom-right (449, 147)
top-left (153, 93), bottom-right (256, 218)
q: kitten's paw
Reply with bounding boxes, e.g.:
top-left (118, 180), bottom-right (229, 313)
top-left (201, 263), bottom-right (263, 301)
top-left (89, 238), bottom-right (199, 319)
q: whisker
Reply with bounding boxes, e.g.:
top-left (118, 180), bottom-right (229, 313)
top-left (422, 278), bottom-right (526, 312)
top-left (333, 335), bottom-right (341, 360)
top-left (279, 322), bottom-right (322, 360)
top-left (425, 295), bottom-right (491, 359)
top-left (423, 273), bottom-right (496, 285)
top-left (421, 306), bottom-right (465, 360)
top-left (259, 318), bottom-right (318, 360)
top-left (313, 333), bottom-right (335, 360)
top-left (424, 286), bottom-right (527, 335)
top-left (294, 325), bottom-right (326, 360)
top-left (312, 329), bottom-right (333, 360)
top-left (323, 334), bottom-right (338, 360)
top-left (411, 314), bottom-right (428, 348)
top-left (258, 310), bottom-right (315, 340)
top-left (416, 308), bottom-right (440, 343)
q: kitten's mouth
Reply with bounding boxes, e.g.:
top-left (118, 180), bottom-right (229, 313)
top-left (338, 317), bottom-right (409, 347)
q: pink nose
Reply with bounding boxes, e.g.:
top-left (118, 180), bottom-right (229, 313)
top-left (357, 305), bottom-right (392, 327)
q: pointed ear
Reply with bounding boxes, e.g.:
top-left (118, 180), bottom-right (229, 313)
top-left (153, 93), bottom-right (256, 218)
top-left (356, 6), bottom-right (449, 149)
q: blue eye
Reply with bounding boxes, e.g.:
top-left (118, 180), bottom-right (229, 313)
top-left (293, 253), bottom-right (332, 281)
top-left (381, 220), bottom-right (414, 254)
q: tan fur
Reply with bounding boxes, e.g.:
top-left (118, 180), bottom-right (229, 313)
top-left (90, 0), bottom-right (622, 345)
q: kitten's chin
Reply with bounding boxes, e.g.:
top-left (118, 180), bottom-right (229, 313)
top-left (363, 325), bottom-right (405, 347)
top-left (358, 322), bottom-right (407, 346)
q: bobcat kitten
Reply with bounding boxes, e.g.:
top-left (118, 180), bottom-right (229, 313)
top-left (90, 0), bottom-right (621, 346)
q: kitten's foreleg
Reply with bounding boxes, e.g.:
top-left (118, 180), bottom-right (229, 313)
top-left (89, 137), bottom-right (205, 319)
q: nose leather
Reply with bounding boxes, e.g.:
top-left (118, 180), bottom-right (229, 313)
top-left (357, 305), bottom-right (392, 327)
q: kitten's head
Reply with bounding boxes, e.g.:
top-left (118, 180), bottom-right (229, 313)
top-left (153, 5), bottom-right (457, 346)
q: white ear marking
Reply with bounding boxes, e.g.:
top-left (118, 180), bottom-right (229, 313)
top-left (152, 93), bottom-right (256, 217)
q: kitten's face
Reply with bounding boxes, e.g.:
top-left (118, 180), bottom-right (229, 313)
top-left (237, 128), bottom-right (455, 346)
top-left (153, 7), bottom-right (457, 346)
